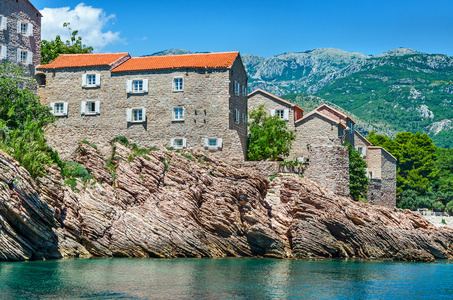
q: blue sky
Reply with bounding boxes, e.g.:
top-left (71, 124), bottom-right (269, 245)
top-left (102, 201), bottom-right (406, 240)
top-left (32, 0), bottom-right (453, 57)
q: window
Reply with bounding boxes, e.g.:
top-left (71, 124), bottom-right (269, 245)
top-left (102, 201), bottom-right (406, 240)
top-left (0, 16), bottom-right (6, 30)
top-left (20, 51), bottom-right (27, 63)
top-left (133, 108), bottom-right (143, 122)
top-left (234, 81), bottom-right (239, 95)
top-left (17, 21), bottom-right (32, 36)
top-left (0, 45), bottom-right (5, 60)
top-left (234, 109), bottom-right (240, 124)
top-left (21, 23), bottom-right (27, 35)
top-left (173, 77), bottom-right (183, 91)
top-left (127, 79), bottom-right (148, 93)
top-left (55, 103), bottom-right (64, 115)
top-left (242, 113), bottom-right (247, 124)
top-left (242, 86), bottom-right (247, 96)
top-left (133, 80), bottom-right (143, 92)
top-left (50, 102), bottom-right (68, 116)
top-left (170, 138), bottom-right (187, 149)
top-left (82, 74), bottom-right (100, 87)
top-left (271, 109), bottom-right (289, 121)
top-left (208, 139), bottom-right (217, 147)
top-left (204, 138), bottom-right (223, 149)
top-left (87, 74), bottom-right (96, 86)
top-left (17, 82), bottom-right (24, 90)
top-left (350, 123), bottom-right (354, 134)
top-left (87, 102), bottom-right (96, 114)
top-left (81, 101), bottom-right (100, 115)
top-left (173, 107), bottom-right (184, 120)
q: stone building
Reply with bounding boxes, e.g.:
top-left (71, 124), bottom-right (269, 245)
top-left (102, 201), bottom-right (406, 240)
top-left (0, 0), bottom-right (41, 76)
top-left (248, 89), bottom-right (396, 207)
top-left (37, 51), bottom-right (248, 163)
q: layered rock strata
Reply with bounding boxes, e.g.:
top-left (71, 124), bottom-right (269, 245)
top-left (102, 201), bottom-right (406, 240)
top-left (0, 143), bottom-right (452, 262)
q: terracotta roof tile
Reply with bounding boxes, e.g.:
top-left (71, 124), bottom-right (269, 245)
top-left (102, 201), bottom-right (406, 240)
top-left (37, 53), bottom-right (130, 70)
top-left (111, 51), bottom-right (239, 72)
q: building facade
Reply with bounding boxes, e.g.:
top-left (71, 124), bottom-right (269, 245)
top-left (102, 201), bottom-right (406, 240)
top-left (248, 89), bottom-right (397, 208)
top-left (37, 52), bottom-right (248, 164)
top-left (0, 0), bottom-right (41, 75)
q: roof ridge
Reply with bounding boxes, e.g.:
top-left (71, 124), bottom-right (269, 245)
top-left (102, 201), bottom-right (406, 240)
top-left (56, 52), bottom-right (129, 56)
top-left (135, 51), bottom-right (240, 59)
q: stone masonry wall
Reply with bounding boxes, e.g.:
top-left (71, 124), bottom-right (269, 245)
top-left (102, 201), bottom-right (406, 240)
top-left (247, 91), bottom-right (295, 131)
top-left (366, 147), bottom-right (397, 209)
top-left (304, 143), bottom-right (350, 197)
top-left (0, 0), bottom-right (41, 75)
top-left (292, 114), bottom-right (342, 159)
top-left (40, 59), bottom-right (248, 164)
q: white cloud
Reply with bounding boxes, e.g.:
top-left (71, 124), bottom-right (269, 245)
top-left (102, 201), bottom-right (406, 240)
top-left (40, 3), bottom-right (123, 51)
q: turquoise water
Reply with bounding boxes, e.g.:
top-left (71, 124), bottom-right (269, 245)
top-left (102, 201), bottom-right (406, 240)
top-left (1, 258), bottom-right (453, 299)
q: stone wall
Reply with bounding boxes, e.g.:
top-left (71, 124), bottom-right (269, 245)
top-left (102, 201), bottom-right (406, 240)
top-left (0, 0), bottom-right (41, 75)
top-left (365, 147), bottom-right (397, 208)
top-left (248, 91), bottom-right (296, 131)
top-left (39, 57), bottom-right (248, 164)
top-left (304, 143), bottom-right (350, 197)
top-left (292, 114), bottom-right (342, 159)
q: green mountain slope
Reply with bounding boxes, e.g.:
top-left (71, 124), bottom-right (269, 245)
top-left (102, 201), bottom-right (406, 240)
top-left (313, 53), bottom-right (453, 147)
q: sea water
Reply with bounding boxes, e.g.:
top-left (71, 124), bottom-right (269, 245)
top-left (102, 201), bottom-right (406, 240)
top-left (1, 258), bottom-right (452, 299)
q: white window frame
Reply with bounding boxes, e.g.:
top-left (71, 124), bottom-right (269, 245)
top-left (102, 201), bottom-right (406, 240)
top-left (173, 107), bottom-right (184, 121)
top-left (170, 138), bottom-right (187, 149)
top-left (50, 102), bottom-right (68, 117)
top-left (133, 79), bottom-right (143, 93)
top-left (126, 107), bottom-right (146, 123)
top-left (0, 45), bottom-right (6, 60)
top-left (87, 74), bottom-right (96, 86)
top-left (17, 21), bottom-right (32, 36)
top-left (127, 79), bottom-right (148, 94)
top-left (0, 16), bottom-right (7, 31)
top-left (82, 74), bottom-right (101, 88)
top-left (204, 138), bottom-right (223, 150)
top-left (133, 108), bottom-right (144, 122)
top-left (234, 109), bottom-right (240, 124)
top-left (173, 77), bottom-right (184, 92)
top-left (81, 101), bottom-right (100, 115)
top-left (275, 109), bottom-right (284, 119)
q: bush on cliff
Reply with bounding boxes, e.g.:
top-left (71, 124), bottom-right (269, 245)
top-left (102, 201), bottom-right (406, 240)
top-left (0, 64), bottom-right (57, 177)
top-left (247, 105), bottom-right (295, 161)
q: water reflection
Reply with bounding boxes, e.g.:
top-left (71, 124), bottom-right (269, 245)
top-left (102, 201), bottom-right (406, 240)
top-left (0, 258), bottom-right (453, 299)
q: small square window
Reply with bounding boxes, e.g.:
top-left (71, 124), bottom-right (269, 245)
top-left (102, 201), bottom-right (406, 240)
top-left (55, 103), bottom-right (64, 115)
top-left (174, 139), bottom-right (183, 148)
top-left (208, 139), bottom-right (217, 147)
top-left (174, 77), bottom-right (183, 91)
top-left (20, 51), bottom-right (27, 63)
top-left (21, 23), bottom-right (27, 35)
top-left (133, 108), bottom-right (143, 122)
top-left (133, 80), bottom-right (143, 93)
top-left (87, 74), bottom-right (96, 85)
top-left (87, 102), bottom-right (96, 114)
top-left (17, 82), bottom-right (24, 90)
top-left (275, 110), bottom-right (284, 119)
top-left (174, 107), bottom-right (184, 120)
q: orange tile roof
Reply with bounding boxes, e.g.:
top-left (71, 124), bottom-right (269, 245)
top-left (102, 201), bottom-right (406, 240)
top-left (37, 53), bottom-right (130, 70)
top-left (111, 51), bottom-right (239, 72)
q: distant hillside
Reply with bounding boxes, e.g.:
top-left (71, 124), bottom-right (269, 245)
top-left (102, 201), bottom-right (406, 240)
top-left (242, 48), bottom-right (453, 147)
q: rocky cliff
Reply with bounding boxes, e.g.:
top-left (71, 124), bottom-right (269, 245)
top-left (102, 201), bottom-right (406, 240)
top-left (1, 143), bottom-right (452, 262)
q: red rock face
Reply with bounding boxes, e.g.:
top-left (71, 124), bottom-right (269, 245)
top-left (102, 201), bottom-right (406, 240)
top-left (0, 143), bottom-right (452, 262)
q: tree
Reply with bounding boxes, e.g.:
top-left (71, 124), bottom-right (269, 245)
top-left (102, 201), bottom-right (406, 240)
top-left (0, 64), bottom-right (57, 177)
top-left (344, 142), bottom-right (369, 201)
top-left (247, 105), bottom-right (295, 161)
top-left (368, 131), bottom-right (438, 196)
top-left (41, 23), bottom-right (93, 65)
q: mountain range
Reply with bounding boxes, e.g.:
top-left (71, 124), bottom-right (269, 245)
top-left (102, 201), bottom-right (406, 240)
top-left (150, 48), bottom-right (453, 147)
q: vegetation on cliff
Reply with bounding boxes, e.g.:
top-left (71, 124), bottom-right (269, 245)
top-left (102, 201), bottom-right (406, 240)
top-left (0, 64), bottom-right (57, 177)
